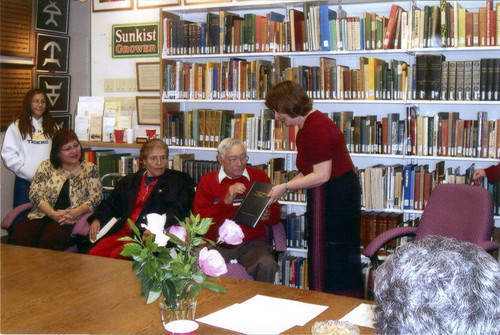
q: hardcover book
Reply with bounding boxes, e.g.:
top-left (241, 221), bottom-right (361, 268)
top-left (232, 181), bottom-right (273, 228)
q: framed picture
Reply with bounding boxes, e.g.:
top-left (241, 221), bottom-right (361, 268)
top-left (37, 74), bottom-right (71, 112)
top-left (184, 0), bottom-right (230, 4)
top-left (36, 0), bottom-right (70, 34)
top-left (136, 0), bottom-right (179, 9)
top-left (136, 96), bottom-right (161, 125)
top-left (36, 33), bottom-right (70, 73)
top-left (136, 62), bottom-right (160, 91)
top-left (92, 0), bottom-right (133, 12)
top-left (51, 112), bottom-right (72, 129)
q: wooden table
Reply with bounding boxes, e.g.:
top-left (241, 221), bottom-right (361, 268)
top-left (1, 244), bottom-right (374, 334)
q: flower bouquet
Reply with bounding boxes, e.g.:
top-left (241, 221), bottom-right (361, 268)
top-left (119, 213), bottom-right (243, 322)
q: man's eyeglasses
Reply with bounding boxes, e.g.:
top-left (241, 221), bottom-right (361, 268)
top-left (227, 155), bottom-right (249, 164)
top-left (148, 155), bottom-right (167, 163)
top-left (60, 143), bottom-right (80, 152)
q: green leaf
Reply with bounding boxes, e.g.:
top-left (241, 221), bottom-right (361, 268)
top-left (162, 279), bottom-right (178, 309)
top-left (146, 290), bottom-right (161, 304)
top-left (128, 218), bottom-right (141, 239)
top-left (202, 280), bottom-right (227, 292)
top-left (120, 242), bottom-right (143, 257)
top-left (117, 236), bottom-right (134, 242)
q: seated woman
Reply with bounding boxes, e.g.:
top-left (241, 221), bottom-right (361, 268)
top-left (87, 139), bottom-right (195, 259)
top-left (11, 128), bottom-right (102, 250)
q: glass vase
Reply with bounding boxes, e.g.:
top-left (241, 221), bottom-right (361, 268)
top-left (159, 297), bottom-right (197, 326)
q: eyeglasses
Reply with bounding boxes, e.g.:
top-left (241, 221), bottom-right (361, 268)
top-left (60, 143), bottom-right (80, 152)
top-left (227, 155), bottom-right (249, 164)
top-left (148, 155), bottom-right (167, 163)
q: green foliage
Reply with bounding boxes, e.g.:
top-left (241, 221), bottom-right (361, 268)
top-left (120, 213), bottom-right (227, 309)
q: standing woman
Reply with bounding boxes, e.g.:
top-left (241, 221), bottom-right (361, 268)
top-left (266, 81), bottom-right (362, 297)
top-left (1, 89), bottom-right (58, 210)
top-left (10, 129), bottom-right (102, 250)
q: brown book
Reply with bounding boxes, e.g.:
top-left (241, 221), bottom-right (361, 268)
top-left (289, 8), bottom-right (305, 52)
top-left (465, 12), bottom-right (473, 47)
top-left (423, 170), bottom-right (432, 209)
top-left (376, 212), bottom-right (389, 237)
top-left (366, 211), bottom-right (380, 245)
top-left (473, 12), bottom-right (479, 46)
top-left (479, 7), bottom-right (487, 46)
top-left (386, 213), bottom-right (403, 248)
top-left (360, 210), bottom-right (369, 246)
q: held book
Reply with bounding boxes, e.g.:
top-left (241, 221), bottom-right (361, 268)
top-left (91, 217), bottom-right (118, 243)
top-left (232, 181), bottom-right (273, 228)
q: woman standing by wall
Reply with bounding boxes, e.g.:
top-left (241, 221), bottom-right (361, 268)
top-left (266, 81), bottom-right (362, 297)
top-left (1, 89), bottom-right (58, 213)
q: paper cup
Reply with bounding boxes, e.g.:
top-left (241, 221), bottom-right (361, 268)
top-left (164, 320), bottom-right (199, 335)
top-left (125, 129), bottom-right (135, 143)
top-left (146, 129), bottom-right (156, 139)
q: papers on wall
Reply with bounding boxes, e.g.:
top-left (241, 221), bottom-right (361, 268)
top-left (77, 96), bottom-right (104, 117)
top-left (74, 115), bottom-right (90, 141)
top-left (89, 115), bottom-right (103, 141)
top-left (102, 110), bottom-right (116, 142)
top-left (339, 303), bottom-right (375, 329)
top-left (196, 294), bottom-right (328, 334)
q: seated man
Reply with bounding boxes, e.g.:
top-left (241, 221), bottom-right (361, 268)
top-left (194, 138), bottom-right (280, 283)
top-left (373, 235), bottom-right (500, 335)
top-left (87, 139), bottom-right (195, 258)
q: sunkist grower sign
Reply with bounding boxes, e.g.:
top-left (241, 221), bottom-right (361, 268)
top-left (112, 22), bottom-right (159, 58)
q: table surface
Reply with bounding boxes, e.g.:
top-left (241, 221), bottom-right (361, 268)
top-left (1, 244), bottom-right (374, 334)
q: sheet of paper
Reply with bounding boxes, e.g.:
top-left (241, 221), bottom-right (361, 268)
top-left (196, 294), bottom-right (328, 334)
top-left (339, 303), bottom-right (375, 329)
top-left (91, 217), bottom-right (118, 243)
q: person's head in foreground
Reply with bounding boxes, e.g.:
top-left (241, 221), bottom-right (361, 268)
top-left (373, 235), bottom-right (500, 335)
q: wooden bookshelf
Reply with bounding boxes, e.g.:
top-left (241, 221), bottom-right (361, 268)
top-left (80, 141), bottom-right (142, 149)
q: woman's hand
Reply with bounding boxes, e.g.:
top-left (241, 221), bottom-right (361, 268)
top-left (472, 169), bottom-right (486, 185)
top-left (267, 183), bottom-right (288, 204)
top-left (89, 220), bottom-right (101, 242)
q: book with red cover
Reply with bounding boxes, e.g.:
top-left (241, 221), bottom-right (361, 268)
top-left (383, 4), bottom-right (403, 49)
top-left (289, 8), bottom-right (305, 52)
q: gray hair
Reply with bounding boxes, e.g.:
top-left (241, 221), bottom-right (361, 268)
top-left (217, 137), bottom-right (246, 159)
top-left (373, 236), bottom-right (500, 335)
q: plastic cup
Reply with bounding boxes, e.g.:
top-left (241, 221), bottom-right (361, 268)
top-left (146, 129), bottom-right (156, 139)
top-left (114, 129), bottom-right (124, 143)
top-left (164, 320), bottom-right (199, 335)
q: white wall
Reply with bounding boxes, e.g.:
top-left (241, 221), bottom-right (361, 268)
top-left (90, 7), bottom-right (161, 137)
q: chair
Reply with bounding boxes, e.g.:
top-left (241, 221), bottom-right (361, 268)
top-left (224, 222), bottom-right (288, 281)
top-left (1, 203), bottom-right (92, 252)
top-left (363, 183), bottom-right (500, 299)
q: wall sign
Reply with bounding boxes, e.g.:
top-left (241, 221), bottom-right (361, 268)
top-left (36, 0), bottom-right (70, 34)
top-left (112, 22), bottom-right (160, 58)
top-left (36, 33), bottom-right (70, 73)
top-left (37, 74), bottom-right (71, 112)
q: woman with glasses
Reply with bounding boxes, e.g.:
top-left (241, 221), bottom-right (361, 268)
top-left (1, 89), bottom-right (59, 231)
top-left (87, 139), bottom-right (195, 259)
top-left (10, 128), bottom-right (102, 250)
top-left (265, 81), bottom-right (362, 297)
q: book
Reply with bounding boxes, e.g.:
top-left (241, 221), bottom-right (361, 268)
top-left (232, 181), bottom-right (273, 228)
top-left (91, 217), bottom-right (118, 243)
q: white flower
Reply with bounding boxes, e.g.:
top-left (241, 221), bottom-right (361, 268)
top-left (141, 213), bottom-right (170, 247)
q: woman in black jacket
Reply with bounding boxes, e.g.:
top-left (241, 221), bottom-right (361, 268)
top-left (87, 139), bottom-right (195, 258)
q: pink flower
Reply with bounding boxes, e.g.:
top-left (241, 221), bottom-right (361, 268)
top-left (218, 219), bottom-right (244, 245)
top-left (168, 225), bottom-right (187, 242)
top-left (198, 247), bottom-right (227, 277)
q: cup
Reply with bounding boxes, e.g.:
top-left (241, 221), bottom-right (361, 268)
top-left (146, 129), bottom-right (156, 139)
top-left (125, 128), bottom-right (135, 144)
top-left (114, 129), bottom-right (124, 143)
top-left (164, 320), bottom-right (199, 335)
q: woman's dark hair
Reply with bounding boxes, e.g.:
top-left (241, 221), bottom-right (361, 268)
top-left (265, 81), bottom-right (312, 118)
top-left (18, 88), bottom-right (58, 140)
top-left (140, 138), bottom-right (168, 161)
top-left (50, 128), bottom-right (83, 169)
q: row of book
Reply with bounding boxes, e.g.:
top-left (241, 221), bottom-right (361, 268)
top-left (276, 254), bottom-right (308, 289)
top-left (161, 1), bottom-right (500, 56)
top-left (162, 107), bottom-right (500, 159)
top-left (416, 56), bottom-right (499, 101)
top-left (360, 211), bottom-right (404, 248)
top-left (162, 55), bottom-right (499, 102)
top-left (357, 161), bottom-right (477, 212)
top-left (83, 149), bottom-right (141, 185)
top-left (282, 212), bottom-right (307, 249)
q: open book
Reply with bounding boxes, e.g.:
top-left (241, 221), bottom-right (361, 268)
top-left (232, 181), bottom-right (273, 228)
top-left (90, 217), bottom-right (118, 243)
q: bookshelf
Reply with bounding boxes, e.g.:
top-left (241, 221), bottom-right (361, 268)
top-left (155, 0), bottom-right (499, 285)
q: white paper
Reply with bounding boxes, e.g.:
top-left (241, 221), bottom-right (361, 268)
top-left (339, 303), bottom-right (375, 329)
top-left (74, 115), bottom-right (90, 141)
top-left (91, 217), bottom-right (118, 243)
top-left (196, 294), bottom-right (328, 334)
